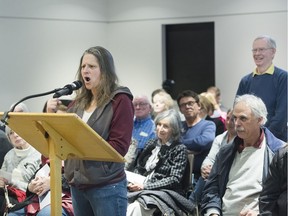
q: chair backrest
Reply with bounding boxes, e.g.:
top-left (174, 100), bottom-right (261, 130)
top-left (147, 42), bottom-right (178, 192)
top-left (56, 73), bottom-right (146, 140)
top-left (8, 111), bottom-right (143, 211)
top-left (187, 152), bottom-right (195, 182)
top-left (187, 152), bottom-right (195, 186)
top-left (182, 151), bottom-right (195, 195)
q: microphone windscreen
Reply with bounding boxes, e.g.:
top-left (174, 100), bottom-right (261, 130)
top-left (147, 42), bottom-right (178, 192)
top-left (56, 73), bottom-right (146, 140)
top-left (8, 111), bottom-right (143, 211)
top-left (73, 80), bottom-right (82, 89)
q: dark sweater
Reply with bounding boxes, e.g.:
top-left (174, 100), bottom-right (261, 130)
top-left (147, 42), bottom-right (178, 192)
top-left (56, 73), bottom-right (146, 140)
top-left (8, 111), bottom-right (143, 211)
top-left (236, 66), bottom-right (287, 141)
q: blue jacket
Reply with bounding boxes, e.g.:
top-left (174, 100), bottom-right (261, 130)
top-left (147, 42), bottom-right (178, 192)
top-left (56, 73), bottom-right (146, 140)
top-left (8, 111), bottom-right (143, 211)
top-left (201, 127), bottom-right (284, 215)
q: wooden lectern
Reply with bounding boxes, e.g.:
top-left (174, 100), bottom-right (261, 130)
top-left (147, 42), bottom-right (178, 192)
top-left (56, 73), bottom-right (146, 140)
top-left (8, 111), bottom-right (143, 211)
top-left (0, 112), bottom-right (125, 216)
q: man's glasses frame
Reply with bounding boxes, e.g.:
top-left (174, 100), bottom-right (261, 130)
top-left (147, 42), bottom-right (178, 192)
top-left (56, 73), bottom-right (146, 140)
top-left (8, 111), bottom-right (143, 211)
top-left (133, 102), bottom-right (149, 108)
top-left (251, 47), bottom-right (273, 54)
top-left (179, 101), bottom-right (197, 109)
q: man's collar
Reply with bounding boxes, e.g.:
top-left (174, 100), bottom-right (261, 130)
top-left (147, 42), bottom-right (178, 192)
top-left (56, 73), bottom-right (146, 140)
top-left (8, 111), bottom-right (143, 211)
top-left (253, 64), bottom-right (274, 77)
top-left (236, 128), bottom-right (264, 153)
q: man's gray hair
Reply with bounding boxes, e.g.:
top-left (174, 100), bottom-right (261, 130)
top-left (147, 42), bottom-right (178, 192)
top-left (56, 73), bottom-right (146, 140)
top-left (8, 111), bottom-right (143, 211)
top-left (254, 35), bottom-right (276, 49)
top-left (234, 94), bottom-right (268, 126)
top-left (133, 95), bottom-right (151, 104)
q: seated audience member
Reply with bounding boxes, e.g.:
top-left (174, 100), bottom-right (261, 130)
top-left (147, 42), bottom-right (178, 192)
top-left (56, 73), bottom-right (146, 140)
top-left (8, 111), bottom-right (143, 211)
top-left (0, 103), bottom-right (29, 168)
top-left (0, 127), bottom-right (41, 215)
top-left (4, 157), bottom-right (73, 216)
top-left (201, 109), bottom-right (236, 178)
top-left (201, 91), bottom-right (226, 120)
top-left (201, 94), bottom-right (285, 216)
top-left (198, 94), bottom-right (214, 120)
top-left (126, 109), bottom-right (194, 215)
top-left (151, 90), bottom-right (174, 118)
top-left (132, 95), bottom-right (156, 151)
top-left (199, 94), bottom-right (225, 136)
top-left (259, 143), bottom-right (287, 216)
top-left (177, 90), bottom-right (216, 183)
top-left (160, 80), bottom-right (186, 121)
top-left (0, 130), bottom-right (12, 168)
top-left (6, 99), bottom-right (74, 216)
top-left (151, 88), bottom-right (165, 102)
top-left (24, 155), bottom-right (74, 216)
top-left (189, 109), bottom-right (236, 206)
top-left (207, 86), bottom-right (227, 114)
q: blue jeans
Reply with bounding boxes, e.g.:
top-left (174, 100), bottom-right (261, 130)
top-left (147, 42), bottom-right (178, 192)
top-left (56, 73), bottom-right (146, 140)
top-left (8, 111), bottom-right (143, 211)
top-left (8, 208), bottom-right (25, 216)
top-left (8, 205), bottom-right (68, 216)
top-left (71, 179), bottom-right (128, 216)
top-left (189, 176), bottom-right (206, 205)
top-left (37, 205), bottom-right (69, 216)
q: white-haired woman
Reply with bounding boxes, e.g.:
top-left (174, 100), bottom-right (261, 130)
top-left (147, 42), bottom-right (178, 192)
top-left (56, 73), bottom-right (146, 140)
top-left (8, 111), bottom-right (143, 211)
top-left (127, 109), bottom-right (194, 215)
top-left (0, 127), bottom-right (41, 215)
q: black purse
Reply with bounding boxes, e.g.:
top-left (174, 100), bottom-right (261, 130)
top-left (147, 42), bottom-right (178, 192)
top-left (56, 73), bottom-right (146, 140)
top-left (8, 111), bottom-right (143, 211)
top-left (0, 186), bottom-right (34, 215)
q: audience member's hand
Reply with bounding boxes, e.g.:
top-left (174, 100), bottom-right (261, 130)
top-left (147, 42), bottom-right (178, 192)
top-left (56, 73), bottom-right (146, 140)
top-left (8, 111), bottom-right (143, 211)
top-left (239, 208), bottom-right (258, 216)
top-left (28, 176), bottom-right (50, 196)
top-left (127, 182), bottom-right (144, 192)
top-left (201, 164), bottom-right (212, 179)
top-left (46, 98), bottom-right (61, 113)
top-left (0, 177), bottom-right (8, 188)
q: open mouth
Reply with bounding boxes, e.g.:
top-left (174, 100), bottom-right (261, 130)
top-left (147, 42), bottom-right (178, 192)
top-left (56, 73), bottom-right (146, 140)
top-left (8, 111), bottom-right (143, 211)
top-left (84, 77), bottom-right (90, 82)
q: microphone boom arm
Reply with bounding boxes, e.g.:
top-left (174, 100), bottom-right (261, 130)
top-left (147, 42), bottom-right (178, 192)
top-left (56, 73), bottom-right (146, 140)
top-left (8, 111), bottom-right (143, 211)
top-left (1, 88), bottom-right (61, 126)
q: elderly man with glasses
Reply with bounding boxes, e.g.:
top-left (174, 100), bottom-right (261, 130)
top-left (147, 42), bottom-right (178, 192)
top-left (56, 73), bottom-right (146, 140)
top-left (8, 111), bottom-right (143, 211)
top-left (236, 35), bottom-right (287, 142)
top-left (132, 95), bottom-right (156, 151)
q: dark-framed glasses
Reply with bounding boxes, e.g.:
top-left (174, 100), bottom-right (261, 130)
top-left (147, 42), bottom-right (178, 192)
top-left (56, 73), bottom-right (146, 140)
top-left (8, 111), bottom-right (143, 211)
top-left (133, 102), bottom-right (149, 108)
top-left (179, 101), bottom-right (196, 109)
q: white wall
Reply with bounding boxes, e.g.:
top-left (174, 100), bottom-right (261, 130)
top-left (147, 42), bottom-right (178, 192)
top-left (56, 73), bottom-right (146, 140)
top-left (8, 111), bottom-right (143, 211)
top-left (0, 0), bottom-right (287, 113)
top-left (0, 0), bottom-right (109, 112)
top-left (107, 0), bottom-right (287, 109)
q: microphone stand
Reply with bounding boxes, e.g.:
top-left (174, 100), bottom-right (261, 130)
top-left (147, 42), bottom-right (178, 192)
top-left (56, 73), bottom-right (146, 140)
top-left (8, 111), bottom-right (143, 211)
top-left (1, 88), bottom-right (62, 126)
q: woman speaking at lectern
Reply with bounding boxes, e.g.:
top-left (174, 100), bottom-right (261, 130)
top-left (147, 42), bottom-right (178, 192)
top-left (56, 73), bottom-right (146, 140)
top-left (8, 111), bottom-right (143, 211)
top-left (46, 46), bottom-right (134, 216)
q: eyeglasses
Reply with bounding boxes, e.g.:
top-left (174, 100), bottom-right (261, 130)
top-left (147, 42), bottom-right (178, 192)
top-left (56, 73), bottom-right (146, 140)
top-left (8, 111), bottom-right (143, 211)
top-left (133, 102), bottom-right (149, 108)
top-left (179, 101), bottom-right (196, 109)
top-left (251, 47), bottom-right (273, 54)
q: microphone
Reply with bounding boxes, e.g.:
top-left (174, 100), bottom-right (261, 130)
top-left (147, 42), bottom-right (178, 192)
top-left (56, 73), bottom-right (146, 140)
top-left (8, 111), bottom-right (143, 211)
top-left (53, 81), bottom-right (82, 98)
top-left (0, 80), bottom-right (83, 126)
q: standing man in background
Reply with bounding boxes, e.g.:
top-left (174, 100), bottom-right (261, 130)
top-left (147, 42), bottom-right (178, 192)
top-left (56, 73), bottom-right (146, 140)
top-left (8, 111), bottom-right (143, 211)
top-left (236, 35), bottom-right (287, 142)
